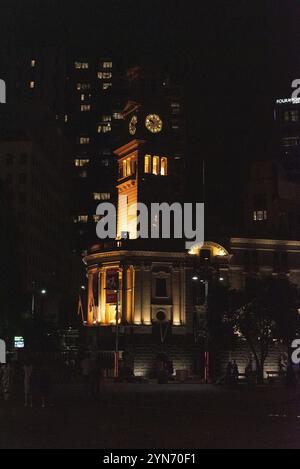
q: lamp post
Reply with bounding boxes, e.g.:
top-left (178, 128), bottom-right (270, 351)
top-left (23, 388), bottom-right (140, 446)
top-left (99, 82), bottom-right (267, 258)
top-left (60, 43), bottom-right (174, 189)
top-left (192, 275), bottom-right (209, 383)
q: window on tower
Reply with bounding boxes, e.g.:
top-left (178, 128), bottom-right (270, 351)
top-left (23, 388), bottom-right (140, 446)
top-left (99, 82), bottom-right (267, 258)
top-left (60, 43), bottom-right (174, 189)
top-left (152, 156), bottom-right (160, 175)
top-left (126, 158), bottom-right (131, 176)
top-left (144, 155), bottom-right (168, 176)
top-left (160, 157), bottom-right (168, 176)
top-left (121, 158), bottom-right (133, 178)
top-left (144, 155), bottom-right (151, 174)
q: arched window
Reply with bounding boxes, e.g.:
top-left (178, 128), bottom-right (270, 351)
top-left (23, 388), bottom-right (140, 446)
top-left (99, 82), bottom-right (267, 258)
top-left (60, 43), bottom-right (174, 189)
top-left (126, 158), bottom-right (131, 176)
top-left (144, 155), bottom-right (151, 174)
top-left (122, 160), bottom-right (127, 178)
top-left (160, 157), bottom-right (168, 176)
top-left (153, 156), bottom-right (160, 175)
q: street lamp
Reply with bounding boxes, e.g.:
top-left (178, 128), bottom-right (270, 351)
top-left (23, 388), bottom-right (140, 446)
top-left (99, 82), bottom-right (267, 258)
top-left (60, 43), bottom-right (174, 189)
top-left (41, 289), bottom-right (47, 295)
top-left (192, 274), bottom-right (209, 383)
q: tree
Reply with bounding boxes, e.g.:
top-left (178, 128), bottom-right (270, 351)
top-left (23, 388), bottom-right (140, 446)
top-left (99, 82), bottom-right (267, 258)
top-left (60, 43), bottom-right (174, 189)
top-left (225, 278), bottom-right (300, 384)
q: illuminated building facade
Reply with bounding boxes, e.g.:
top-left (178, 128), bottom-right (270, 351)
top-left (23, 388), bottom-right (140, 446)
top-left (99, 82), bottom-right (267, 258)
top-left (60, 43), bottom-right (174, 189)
top-left (274, 98), bottom-right (300, 182)
top-left (83, 75), bottom-right (198, 376)
top-left (244, 159), bottom-right (300, 239)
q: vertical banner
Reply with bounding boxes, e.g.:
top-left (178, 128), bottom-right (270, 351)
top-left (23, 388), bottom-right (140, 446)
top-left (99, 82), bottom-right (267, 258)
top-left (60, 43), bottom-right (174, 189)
top-left (106, 268), bottom-right (119, 303)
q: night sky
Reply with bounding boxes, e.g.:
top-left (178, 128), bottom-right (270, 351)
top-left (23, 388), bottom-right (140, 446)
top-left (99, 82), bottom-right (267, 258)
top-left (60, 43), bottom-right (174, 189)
top-left (0, 0), bottom-right (298, 234)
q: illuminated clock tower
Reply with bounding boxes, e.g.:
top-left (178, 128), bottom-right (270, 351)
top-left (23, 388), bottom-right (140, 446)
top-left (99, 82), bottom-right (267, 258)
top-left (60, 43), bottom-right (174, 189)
top-left (83, 72), bottom-right (202, 378)
top-left (115, 98), bottom-right (185, 240)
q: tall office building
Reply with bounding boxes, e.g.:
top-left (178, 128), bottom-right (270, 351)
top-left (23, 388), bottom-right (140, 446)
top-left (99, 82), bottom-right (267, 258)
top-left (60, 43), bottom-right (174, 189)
top-left (274, 98), bottom-right (300, 182)
top-left (64, 53), bottom-right (125, 254)
top-left (2, 46), bottom-right (125, 255)
top-left (0, 103), bottom-right (73, 322)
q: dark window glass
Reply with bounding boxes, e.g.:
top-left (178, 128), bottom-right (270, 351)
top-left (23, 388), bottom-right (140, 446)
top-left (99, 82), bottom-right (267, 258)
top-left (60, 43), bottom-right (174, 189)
top-left (155, 278), bottom-right (168, 298)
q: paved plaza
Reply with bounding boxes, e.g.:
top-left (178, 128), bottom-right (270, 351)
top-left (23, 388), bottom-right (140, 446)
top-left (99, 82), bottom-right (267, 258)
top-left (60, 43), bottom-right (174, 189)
top-left (1, 383), bottom-right (300, 449)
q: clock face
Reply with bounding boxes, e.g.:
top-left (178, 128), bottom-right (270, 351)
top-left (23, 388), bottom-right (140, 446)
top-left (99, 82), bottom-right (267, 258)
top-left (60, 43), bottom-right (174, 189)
top-left (129, 115), bottom-right (138, 135)
top-left (145, 114), bottom-right (163, 134)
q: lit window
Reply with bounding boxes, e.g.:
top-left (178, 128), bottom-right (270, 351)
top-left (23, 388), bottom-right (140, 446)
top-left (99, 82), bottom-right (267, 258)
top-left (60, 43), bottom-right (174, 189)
top-left (103, 61), bottom-right (113, 69)
top-left (98, 123), bottom-right (111, 133)
top-left (123, 160), bottom-right (127, 178)
top-left (126, 158), bottom-right (131, 176)
top-left (79, 137), bottom-right (90, 145)
top-left (75, 159), bottom-right (90, 167)
top-left (81, 104), bottom-right (91, 112)
top-left (94, 192), bottom-right (111, 200)
top-left (30, 81), bottom-right (35, 89)
top-left (102, 83), bottom-right (112, 91)
top-left (64, 115), bottom-right (68, 123)
top-left (121, 159), bottom-right (132, 178)
top-left (77, 83), bottom-right (91, 91)
top-left (31, 59), bottom-right (36, 68)
top-left (74, 215), bottom-right (88, 223)
top-left (282, 137), bottom-right (300, 147)
top-left (144, 155), bottom-right (151, 174)
top-left (97, 72), bottom-right (112, 79)
top-left (102, 115), bottom-right (111, 122)
top-left (113, 112), bottom-right (123, 120)
top-left (171, 102), bottom-right (181, 115)
top-left (160, 157), bottom-right (168, 176)
top-left (253, 210), bottom-right (268, 222)
top-left (152, 156), bottom-right (160, 175)
top-left (81, 94), bottom-right (85, 102)
top-left (75, 62), bottom-right (89, 69)
top-left (93, 215), bottom-right (102, 223)
top-left (284, 110), bottom-right (299, 123)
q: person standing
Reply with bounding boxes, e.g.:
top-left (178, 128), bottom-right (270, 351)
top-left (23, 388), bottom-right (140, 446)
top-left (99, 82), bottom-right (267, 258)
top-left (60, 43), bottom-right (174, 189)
top-left (232, 360), bottom-right (239, 384)
top-left (1, 362), bottom-right (12, 401)
top-left (39, 365), bottom-right (53, 408)
top-left (24, 360), bottom-right (33, 407)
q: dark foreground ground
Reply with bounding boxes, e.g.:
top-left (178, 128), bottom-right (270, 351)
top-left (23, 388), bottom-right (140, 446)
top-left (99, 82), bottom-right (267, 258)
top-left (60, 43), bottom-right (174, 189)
top-left (1, 383), bottom-right (300, 449)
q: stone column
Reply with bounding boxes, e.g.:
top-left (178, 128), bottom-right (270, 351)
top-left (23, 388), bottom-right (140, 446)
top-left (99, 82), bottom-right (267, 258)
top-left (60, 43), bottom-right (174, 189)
top-left (98, 268), bottom-right (106, 324)
top-left (133, 265), bottom-right (142, 325)
top-left (172, 266), bottom-right (181, 325)
top-left (121, 265), bottom-right (128, 323)
top-left (141, 264), bottom-right (152, 325)
top-left (180, 263), bottom-right (187, 325)
top-left (87, 271), bottom-right (94, 326)
top-left (126, 266), bottom-right (134, 323)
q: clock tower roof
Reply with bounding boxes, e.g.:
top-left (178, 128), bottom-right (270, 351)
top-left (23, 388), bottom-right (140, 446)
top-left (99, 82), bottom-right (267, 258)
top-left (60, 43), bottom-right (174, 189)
top-left (122, 100), bottom-right (140, 118)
